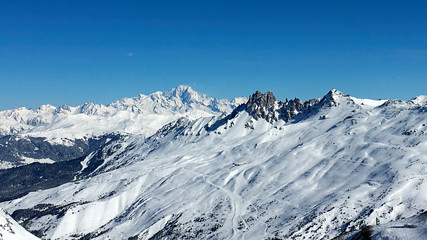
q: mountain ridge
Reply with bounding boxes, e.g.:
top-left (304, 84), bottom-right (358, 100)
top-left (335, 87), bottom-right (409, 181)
top-left (1, 85), bottom-right (425, 142)
top-left (1, 86), bottom-right (426, 239)
top-left (0, 86), bottom-right (426, 239)
top-left (0, 85), bottom-right (245, 139)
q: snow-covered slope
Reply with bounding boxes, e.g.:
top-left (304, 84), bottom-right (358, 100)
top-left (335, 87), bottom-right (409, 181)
top-left (337, 211), bottom-right (427, 240)
top-left (0, 85), bottom-right (245, 140)
top-left (1, 89), bottom-right (426, 239)
top-left (0, 209), bottom-right (39, 240)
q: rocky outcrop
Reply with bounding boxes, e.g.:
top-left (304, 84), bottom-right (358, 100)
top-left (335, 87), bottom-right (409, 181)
top-left (245, 91), bottom-right (277, 122)
top-left (242, 90), bottom-right (320, 123)
top-left (206, 89), bottom-right (345, 131)
top-left (277, 98), bottom-right (320, 122)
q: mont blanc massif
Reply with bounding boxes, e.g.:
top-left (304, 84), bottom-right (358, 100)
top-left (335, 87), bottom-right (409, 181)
top-left (0, 85), bottom-right (426, 240)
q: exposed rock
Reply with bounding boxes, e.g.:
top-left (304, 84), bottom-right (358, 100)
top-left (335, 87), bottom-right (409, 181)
top-left (245, 91), bottom-right (277, 122)
top-left (243, 90), bottom-right (321, 123)
top-left (205, 88), bottom-right (348, 131)
top-left (277, 98), bottom-right (319, 122)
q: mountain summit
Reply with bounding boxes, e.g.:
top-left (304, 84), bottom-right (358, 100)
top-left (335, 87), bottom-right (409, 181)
top-left (108, 85), bottom-right (229, 114)
top-left (0, 86), bottom-right (244, 139)
top-left (245, 91), bottom-right (277, 122)
top-left (0, 87), bottom-right (426, 239)
top-left (218, 88), bottom-right (349, 125)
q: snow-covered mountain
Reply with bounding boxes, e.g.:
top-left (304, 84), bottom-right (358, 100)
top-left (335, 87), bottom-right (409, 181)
top-left (0, 88), bottom-right (426, 239)
top-left (0, 208), bottom-right (39, 240)
top-left (0, 86), bottom-right (244, 169)
top-left (0, 85), bottom-right (245, 140)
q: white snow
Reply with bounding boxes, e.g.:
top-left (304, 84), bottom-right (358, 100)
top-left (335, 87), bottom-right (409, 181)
top-left (80, 152), bottom-right (96, 172)
top-left (0, 161), bottom-right (14, 170)
top-left (0, 85), bottom-right (245, 140)
top-left (139, 215), bottom-right (173, 240)
top-left (0, 88), bottom-right (426, 239)
top-left (350, 96), bottom-right (387, 107)
top-left (411, 95), bottom-right (427, 105)
top-left (20, 156), bottom-right (55, 165)
top-left (0, 209), bottom-right (39, 240)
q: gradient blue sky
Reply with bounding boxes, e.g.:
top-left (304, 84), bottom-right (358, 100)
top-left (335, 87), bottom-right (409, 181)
top-left (1, 0), bottom-right (426, 110)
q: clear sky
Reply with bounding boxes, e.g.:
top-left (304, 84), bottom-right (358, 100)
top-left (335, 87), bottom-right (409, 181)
top-left (1, 0), bottom-right (426, 110)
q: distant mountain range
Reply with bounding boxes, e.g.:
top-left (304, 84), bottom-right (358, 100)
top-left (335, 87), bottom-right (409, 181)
top-left (0, 85), bottom-right (246, 139)
top-left (0, 86), bottom-right (426, 239)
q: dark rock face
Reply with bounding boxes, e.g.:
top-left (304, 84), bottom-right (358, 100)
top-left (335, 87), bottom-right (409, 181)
top-left (206, 89), bottom-right (342, 131)
top-left (320, 89), bottom-right (340, 107)
top-left (243, 90), bottom-right (320, 123)
top-left (245, 91), bottom-right (277, 122)
top-left (247, 91), bottom-right (276, 110)
top-left (278, 98), bottom-right (319, 122)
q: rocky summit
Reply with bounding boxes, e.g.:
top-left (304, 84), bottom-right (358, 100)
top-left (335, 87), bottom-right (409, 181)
top-left (0, 86), bottom-right (426, 240)
top-left (245, 91), bottom-right (277, 122)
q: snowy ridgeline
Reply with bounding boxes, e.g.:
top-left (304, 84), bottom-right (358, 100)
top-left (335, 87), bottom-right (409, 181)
top-left (0, 88), bottom-right (426, 239)
top-left (0, 85), bottom-right (246, 139)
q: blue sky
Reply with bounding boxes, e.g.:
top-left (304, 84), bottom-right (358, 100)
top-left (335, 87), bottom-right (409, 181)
top-left (1, 0), bottom-right (426, 110)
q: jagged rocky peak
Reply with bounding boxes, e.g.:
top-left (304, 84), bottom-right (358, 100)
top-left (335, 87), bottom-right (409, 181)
top-left (245, 91), bottom-right (277, 122)
top-left (55, 104), bottom-right (73, 114)
top-left (277, 97), bottom-right (319, 122)
top-left (247, 91), bottom-right (276, 108)
top-left (234, 88), bottom-right (352, 124)
top-left (320, 88), bottom-right (347, 107)
top-left (235, 90), bottom-right (319, 123)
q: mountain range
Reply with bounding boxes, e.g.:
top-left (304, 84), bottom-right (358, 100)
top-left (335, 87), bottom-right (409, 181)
top-left (0, 85), bottom-right (245, 139)
top-left (0, 86), bottom-right (426, 239)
